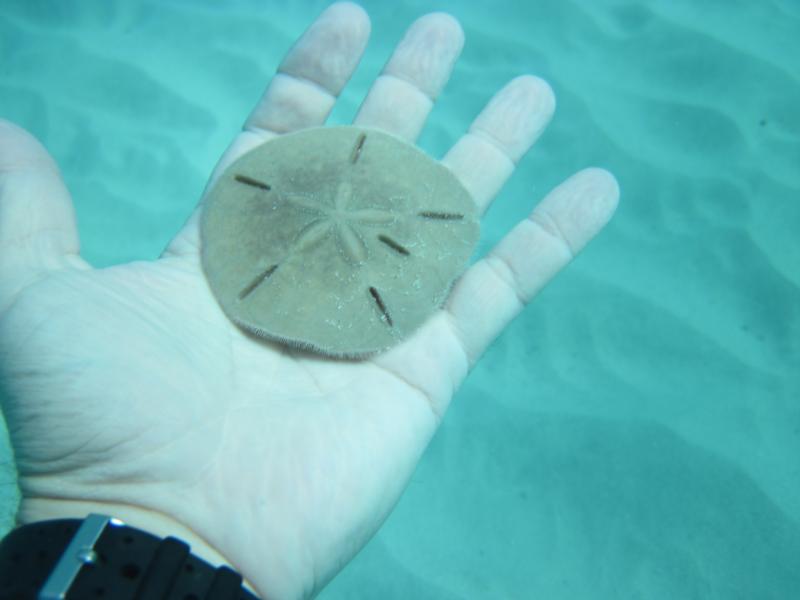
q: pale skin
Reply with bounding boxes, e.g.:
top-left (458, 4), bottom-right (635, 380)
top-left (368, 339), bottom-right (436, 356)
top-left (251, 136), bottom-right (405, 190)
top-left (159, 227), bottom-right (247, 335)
top-left (0, 3), bottom-right (618, 600)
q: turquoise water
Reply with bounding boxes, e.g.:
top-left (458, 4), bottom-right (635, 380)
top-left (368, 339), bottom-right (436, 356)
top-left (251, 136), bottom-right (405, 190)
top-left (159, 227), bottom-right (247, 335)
top-left (1, 0), bottom-right (799, 598)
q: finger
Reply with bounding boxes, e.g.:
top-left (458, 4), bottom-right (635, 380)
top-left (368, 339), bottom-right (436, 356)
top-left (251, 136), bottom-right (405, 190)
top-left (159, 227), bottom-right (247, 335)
top-left (245, 1), bottom-right (370, 137)
top-left (162, 2), bottom-right (370, 259)
top-left (0, 120), bottom-right (89, 309)
top-left (442, 75), bottom-right (555, 215)
top-left (227, 1), bottom-right (371, 174)
top-left (446, 168), bottom-right (620, 366)
top-left (354, 12), bottom-right (464, 141)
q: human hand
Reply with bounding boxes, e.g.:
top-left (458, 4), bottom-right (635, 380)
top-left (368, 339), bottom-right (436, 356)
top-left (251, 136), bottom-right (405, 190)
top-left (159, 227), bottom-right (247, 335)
top-left (0, 3), bottom-right (618, 599)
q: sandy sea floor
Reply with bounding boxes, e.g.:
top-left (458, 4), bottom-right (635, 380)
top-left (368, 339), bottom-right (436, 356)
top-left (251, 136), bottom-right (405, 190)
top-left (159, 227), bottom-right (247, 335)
top-left (1, 0), bottom-right (799, 598)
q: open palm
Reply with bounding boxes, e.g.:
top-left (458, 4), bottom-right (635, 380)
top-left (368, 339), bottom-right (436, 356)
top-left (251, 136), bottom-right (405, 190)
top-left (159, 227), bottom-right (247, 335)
top-left (0, 4), bottom-right (618, 599)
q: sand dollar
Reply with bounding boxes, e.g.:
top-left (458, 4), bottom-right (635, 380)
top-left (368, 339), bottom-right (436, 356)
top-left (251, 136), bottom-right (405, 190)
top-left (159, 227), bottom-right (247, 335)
top-left (200, 126), bottom-right (479, 357)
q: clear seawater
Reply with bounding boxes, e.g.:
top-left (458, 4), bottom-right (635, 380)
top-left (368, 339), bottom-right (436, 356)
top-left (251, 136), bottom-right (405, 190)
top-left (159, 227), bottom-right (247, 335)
top-left (1, 0), bottom-right (798, 598)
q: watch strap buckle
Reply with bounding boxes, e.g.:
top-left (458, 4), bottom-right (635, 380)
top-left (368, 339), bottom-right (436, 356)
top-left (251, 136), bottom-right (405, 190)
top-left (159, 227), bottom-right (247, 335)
top-left (38, 513), bottom-right (122, 600)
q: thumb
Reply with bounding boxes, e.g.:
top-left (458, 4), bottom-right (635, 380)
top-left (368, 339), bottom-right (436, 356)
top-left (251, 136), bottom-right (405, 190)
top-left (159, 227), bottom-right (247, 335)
top-left (0, 120), bottom-right (88, 310)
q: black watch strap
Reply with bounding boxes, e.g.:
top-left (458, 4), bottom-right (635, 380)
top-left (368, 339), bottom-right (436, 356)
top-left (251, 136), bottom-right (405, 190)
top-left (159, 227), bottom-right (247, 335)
top-left (0, 514), bottom-right (260, 600)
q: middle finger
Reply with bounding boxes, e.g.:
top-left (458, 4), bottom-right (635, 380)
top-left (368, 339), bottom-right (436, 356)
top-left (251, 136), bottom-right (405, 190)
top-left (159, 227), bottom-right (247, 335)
top-left (442, 75), bottom-right (556, 216)
top-left (354, 13), bottom-right (464, 142)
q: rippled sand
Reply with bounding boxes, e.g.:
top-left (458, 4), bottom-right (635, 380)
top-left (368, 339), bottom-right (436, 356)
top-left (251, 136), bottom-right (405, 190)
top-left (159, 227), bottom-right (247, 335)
top-left (2, 1), bottom-right (799, 598)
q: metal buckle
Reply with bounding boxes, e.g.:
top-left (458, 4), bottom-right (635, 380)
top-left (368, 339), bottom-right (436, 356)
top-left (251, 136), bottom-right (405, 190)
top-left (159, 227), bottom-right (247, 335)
top-left (38, 513), bottom-right (124, 600)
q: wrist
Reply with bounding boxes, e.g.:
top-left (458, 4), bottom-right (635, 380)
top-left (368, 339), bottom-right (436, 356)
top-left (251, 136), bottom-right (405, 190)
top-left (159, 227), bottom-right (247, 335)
top-left (16, 497), bottom-right (257, 596)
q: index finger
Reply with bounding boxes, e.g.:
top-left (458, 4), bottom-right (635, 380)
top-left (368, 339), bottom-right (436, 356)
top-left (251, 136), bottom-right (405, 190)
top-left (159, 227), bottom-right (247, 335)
top-left (162, 2), bottom-right (370, 258)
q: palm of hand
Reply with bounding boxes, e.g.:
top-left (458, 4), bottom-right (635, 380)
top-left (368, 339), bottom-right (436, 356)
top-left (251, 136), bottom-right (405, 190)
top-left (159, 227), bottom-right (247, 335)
top-left (0, 4), bottom-right (618, 599)
top-left (3, 244), bottom-right (442, 597)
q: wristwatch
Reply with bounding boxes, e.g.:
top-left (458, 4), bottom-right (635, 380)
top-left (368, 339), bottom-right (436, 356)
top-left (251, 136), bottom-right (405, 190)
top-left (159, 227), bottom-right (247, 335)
top-left (0, 513), bottom-right (260, 599)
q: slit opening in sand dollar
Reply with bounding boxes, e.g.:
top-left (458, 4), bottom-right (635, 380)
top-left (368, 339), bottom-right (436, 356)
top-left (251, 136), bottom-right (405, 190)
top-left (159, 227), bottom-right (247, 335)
top-left (377, 234), bottom-right (410, 256)
top-left (234, 174), bottom-right (272, 191)
top-left (418, 210), bottom-right (464, 220)
top-left (369, 286), bottom-right (393, 327)
top-left (238, 264), bottom-right (279, 300)
top-left (350, 132), bottom-right (367, 164)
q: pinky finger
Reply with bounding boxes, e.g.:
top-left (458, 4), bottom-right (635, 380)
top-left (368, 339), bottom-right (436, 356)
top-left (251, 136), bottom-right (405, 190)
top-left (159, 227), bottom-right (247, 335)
top-left (445, 167), bottom-right (620, 366)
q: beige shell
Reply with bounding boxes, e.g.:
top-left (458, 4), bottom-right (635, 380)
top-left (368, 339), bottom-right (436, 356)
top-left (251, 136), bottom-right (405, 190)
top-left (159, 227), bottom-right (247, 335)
top-left (200, 126), bottom-right (479, 357)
